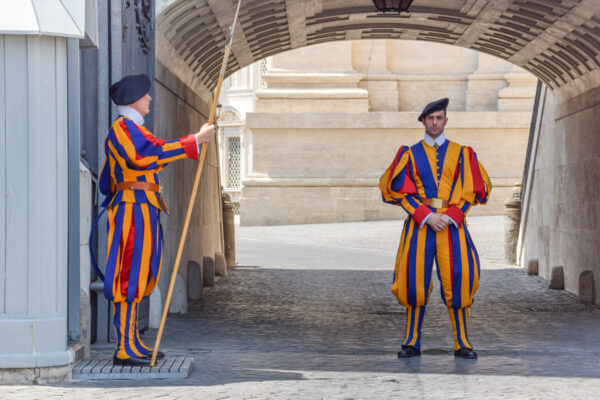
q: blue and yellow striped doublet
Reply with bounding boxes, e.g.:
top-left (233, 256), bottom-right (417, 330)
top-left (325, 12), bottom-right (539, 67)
top-left (380, 140), bottom-right (491, 350)
top-left (99, 116), bottom-right (198, 358)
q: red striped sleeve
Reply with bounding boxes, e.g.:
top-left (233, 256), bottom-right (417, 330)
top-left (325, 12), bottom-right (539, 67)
top-left (179, 134), bottom-right (199, 161)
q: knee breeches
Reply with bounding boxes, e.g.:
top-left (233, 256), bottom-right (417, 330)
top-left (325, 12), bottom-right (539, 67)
top-left (104, 202), bottom-right (163, 303)
top-left (392, 217), bottom-right (481, 309)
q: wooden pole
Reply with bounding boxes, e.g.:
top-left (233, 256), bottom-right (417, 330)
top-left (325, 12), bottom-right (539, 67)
top-left (151, 0), bottom-right (243, 366)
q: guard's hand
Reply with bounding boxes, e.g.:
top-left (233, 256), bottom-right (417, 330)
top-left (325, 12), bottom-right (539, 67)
top-left (196, 123), bottom-right (216, 143)
top-left (426, 213), bottom-right (450, 232)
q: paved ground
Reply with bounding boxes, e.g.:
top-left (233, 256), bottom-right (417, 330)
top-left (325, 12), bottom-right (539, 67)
top-left (3, 216), bottom-right (600, 399)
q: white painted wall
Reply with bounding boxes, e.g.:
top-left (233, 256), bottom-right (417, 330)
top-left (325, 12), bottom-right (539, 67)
top-left (0, 35), bottom-right (73, 368)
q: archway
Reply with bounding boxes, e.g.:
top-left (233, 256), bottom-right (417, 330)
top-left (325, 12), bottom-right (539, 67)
top-left (157, 0), bottom-right (599, 96)
top-left (154, 0), bottom-right (600, 310)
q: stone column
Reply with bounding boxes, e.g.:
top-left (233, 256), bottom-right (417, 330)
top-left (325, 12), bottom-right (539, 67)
top-left (352, 40), bottom-right (398, 111)
top-left (498, 65), bottom-right (538, 111)
top-left (256, 41), bottom-right (368, 113)
top-left (504, 183), bottom-right (522, 265)
top-left (466, 52), bottom-right (512, 111)
top-left (388, 41), bottom-right (477, 111)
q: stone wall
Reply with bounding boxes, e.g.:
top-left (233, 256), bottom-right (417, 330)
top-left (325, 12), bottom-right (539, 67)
top-left (521, 84), bottom-right (600, 305)
top-left (152, 61), bottom-right (223, 319)
top-left (243, 111), bottom-right (531, 226)
top-left (238, 40), bottom-right (536, 226)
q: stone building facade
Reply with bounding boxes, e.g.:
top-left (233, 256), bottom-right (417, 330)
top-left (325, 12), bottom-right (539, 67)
top-left (219, 39), bottom-right (538, 226)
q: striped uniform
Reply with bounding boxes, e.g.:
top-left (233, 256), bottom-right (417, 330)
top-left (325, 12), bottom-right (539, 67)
top-left (379, 139), bottom-right (491, 350)
top-left (99, 115), bottom-right (198, 359)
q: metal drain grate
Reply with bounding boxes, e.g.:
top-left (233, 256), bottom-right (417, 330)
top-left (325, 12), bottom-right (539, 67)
top-left (72, 356), bottom-right (193, 380)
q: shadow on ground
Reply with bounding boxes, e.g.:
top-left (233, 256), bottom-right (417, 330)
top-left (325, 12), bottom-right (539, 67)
top-left (63, 265), bottom-right (600, 390)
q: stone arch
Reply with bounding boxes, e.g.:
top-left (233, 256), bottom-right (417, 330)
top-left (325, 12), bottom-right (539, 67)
top-left (157, 0), bottom-right (600, 97)
top-left (218, 105), bottom-right (243, 124)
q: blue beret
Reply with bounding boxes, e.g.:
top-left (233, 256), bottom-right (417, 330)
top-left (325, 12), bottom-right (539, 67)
top-left (418, 98), bottom-right (449, 121)
top-left (109, 74), bottom-right (151, 105)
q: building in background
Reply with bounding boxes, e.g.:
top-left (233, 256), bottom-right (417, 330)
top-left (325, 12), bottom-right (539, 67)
top-left (218, 40), bottom-right (538, 226)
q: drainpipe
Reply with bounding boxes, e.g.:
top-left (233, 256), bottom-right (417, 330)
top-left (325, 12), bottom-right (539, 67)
top-left (516, 81), bottom-right (547, 265)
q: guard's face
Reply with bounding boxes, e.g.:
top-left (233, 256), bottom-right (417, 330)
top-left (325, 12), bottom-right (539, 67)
top-left (421, 110), bottom-right (447, 138)
top-left (130, 93), bottom-right (152, 116)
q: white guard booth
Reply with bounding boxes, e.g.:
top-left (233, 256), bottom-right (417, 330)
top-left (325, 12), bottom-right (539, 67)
top-left (0, 0), bottom-right (92, 380)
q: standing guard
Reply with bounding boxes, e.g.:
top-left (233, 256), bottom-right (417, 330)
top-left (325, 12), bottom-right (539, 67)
top-left (379, 98), bottom-right (492, 359)
top-left (92, 74), bottom-right (215, 366)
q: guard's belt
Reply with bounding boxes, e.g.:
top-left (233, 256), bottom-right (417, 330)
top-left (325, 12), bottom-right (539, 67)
top-left (422, 198), bottom-right (449, 208)
top-left (117, 181), bottom-right (162, 193)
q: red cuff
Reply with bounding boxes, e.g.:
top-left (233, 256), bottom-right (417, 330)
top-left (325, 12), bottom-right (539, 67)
top-left (179, 134), bottom-right (199, 161)
top-left (413, 205), bottom-right (433, 226)
top-left (445, 206), bottom-right (465, 226)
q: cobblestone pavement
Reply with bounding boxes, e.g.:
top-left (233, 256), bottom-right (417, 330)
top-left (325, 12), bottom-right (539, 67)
top-left (3, 216), bottom-right (600, 399)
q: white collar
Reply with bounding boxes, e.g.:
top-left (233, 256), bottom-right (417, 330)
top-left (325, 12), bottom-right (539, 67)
top-left (117, 105), bottom-right (144, 126)
top-left (424, 132), bottom-right (446, 147)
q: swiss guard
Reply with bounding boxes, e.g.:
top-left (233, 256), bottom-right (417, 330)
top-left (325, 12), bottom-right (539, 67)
top-left (379, 98), bottom-right (491, 359)
top-left (91, 74), bottom-right (215, 366)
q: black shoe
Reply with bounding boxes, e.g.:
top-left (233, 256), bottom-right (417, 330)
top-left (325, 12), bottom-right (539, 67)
top-left (454, 348), bottom-right (477, 359)
top-left (397, 345), bottom-right (421, 358)
top-left (113, 356), bottom-right (152, 366)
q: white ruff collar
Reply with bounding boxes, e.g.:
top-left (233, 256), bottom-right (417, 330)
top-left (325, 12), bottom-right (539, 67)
top-left (117, 105), bottom-right (144, 126)
top-left (424, 131), bottom-right (446, 147)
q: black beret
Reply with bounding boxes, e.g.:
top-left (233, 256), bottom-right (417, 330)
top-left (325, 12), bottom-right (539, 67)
top-left (418, 98), bottom-right (449, 121)
top-left (109, 74), bottom-right (151, 105)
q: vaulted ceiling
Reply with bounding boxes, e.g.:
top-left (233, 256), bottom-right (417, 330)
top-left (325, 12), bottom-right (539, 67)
top-left (157, 0), bottom-right (600, 91)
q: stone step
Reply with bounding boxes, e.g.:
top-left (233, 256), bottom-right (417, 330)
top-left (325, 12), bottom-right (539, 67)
top-left (72, 356), bottom-right (193, 380)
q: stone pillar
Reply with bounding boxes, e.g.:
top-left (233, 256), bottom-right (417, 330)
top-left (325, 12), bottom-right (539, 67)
top-left (78, 163), bottom-right (93, 360)
top-left (222, 194), bottom-right (236, 269)
top-left (215, 252), bottom-right (228, 276)
top-left (549, 266), bottom-right (565, 290)
top-left (388, 41), bottom-right (477, 111)
top-left (257, 43), bottom-right (368, 113)
top-left (203, 256), bottom-right (216, 287)
top-left (466, 52), bottom-right (512, 111)
top-left (579, 271), bottom-right (595, 304)
top-left (0, 35), bottom-right (74, 374)
top-left (352, 40), bottom-right (398, 111)
top-left (504, 183), bottom-right (522, 264)
top-left (498, 65), bottom-right (538, 111)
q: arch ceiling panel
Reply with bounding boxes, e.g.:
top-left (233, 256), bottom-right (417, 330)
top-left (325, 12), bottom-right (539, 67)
top-left (158, 0), bottom-right (600, 90)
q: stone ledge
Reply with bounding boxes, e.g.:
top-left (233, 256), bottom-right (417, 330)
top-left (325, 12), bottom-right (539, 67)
top-left (242, 177), bottom-right (520, 188)
top-left (0, 364), bottom-right (72, 384)
top-left (256, 89), bottom-right (368, 99)
top-left (247, 111), bottom-right (533, 129)
top-left (262, 72), bottom-right (364, 85)
top-left (0, 349), bottom-right (75, 369)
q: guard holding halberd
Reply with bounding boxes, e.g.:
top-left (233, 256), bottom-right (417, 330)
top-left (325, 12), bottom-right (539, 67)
top-left (92, 74), bottom-right (215, 366)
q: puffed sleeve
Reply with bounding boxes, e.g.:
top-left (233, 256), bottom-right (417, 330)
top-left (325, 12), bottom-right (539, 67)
top-left (379, 146), bottom-right (432, 226)
top-left (108, 117), bottom-right (199, 171)
top-left (444, 146), bottom-right (492, 225)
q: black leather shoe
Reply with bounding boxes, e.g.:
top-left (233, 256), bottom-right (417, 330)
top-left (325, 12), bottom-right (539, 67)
top-left (397, 345), bottom-right (421, 358)
top-left (454, 348), bottom-right (477, 359)
top-left (113, 356), bottom-right (152, 366)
